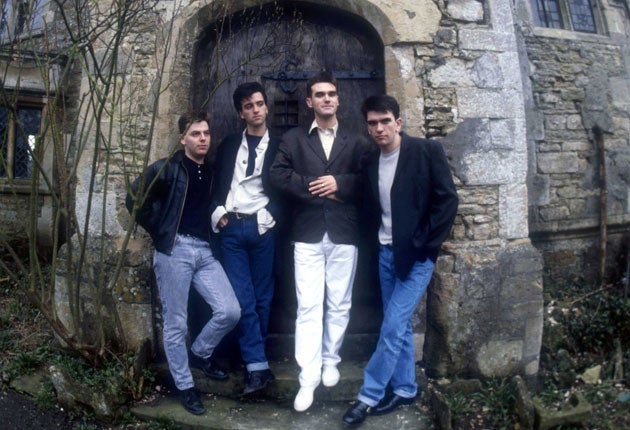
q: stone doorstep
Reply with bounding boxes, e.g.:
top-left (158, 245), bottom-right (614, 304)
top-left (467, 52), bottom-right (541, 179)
top-left (142, 360), bottom-right (434, 429)
top-left (130, 393), bottom-right (434, 430)
top-left (154, 360), bottom-right (368, 402)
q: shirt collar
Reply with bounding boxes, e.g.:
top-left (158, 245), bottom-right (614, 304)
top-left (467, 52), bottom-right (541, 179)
top-left (241, 128), bottom-right (270, 150)
top-left (309, 120), bottom-right (338, 137)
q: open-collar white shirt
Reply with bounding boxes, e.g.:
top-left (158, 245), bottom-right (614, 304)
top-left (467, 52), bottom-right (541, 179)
top-left (211, 129), bottom-right (275, 234)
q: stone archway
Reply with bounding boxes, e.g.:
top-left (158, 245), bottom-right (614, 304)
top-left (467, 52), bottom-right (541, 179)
top-left (187, 2), bottom-right (386, 345)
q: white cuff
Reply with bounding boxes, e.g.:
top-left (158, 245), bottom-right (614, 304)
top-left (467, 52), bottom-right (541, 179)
top-left (257, 207), bottom-right (276, 235)
top-left (211, 206), bottom-right (228, 233)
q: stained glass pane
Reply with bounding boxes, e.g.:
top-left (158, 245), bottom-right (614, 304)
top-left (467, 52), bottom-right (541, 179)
top-left (536, 0), bottom-right (564, 29)
top-left (14, 107), bottom-right (42, 178)
top-left (0, 1), bottom-right (12, 41)
top-left (0, 107), bottom-right (8, 177)
top-left (568, 0), bottom-right (596, 33)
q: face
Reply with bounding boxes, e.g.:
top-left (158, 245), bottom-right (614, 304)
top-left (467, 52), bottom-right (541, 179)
top-left (180, 120), bottom-right (211, 162)
top-left (239, 92), bottom-right (268, 128)
top-left (366, 111), bottom-right (402, 153)
top-left (306, 82), bottom-right (339, 119)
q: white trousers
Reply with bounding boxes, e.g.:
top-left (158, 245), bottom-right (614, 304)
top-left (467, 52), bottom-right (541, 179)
top-left (293, 233), bottom-right (358, 387)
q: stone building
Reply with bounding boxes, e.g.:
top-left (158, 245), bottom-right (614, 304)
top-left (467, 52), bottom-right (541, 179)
top-left (1, 0), bottom-right (628, 379)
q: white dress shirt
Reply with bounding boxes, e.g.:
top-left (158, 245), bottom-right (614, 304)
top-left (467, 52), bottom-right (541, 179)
top-left (211, 129), bottom-right (275, 234)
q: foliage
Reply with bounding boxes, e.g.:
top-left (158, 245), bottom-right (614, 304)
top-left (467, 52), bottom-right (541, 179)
top-left (442, 378), bottom-right (518, 430)
top-left (544, 282), bottom-right (629, 358)
top-left (537, 280), bottom-right (630, 429)
top-left (147, 416), bottom-right (177, 430)
top-left (35, 379), bottom-right (57, 410)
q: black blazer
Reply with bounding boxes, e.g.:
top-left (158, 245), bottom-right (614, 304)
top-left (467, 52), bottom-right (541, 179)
top-left (364, 133), bottom-right (458, 280)
top-left (270, 125), bottom-right (369, 245)
top-left (210, 132), bottom-right (282, 223)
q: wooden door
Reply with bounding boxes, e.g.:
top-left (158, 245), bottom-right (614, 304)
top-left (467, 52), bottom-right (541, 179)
top-left (193, 2), bottom-right (385, 335)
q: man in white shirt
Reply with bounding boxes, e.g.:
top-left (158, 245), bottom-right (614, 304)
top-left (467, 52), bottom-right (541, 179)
top-left (270, 71), bottom-right (370, 412)
top-left (210, 82), bottom-right (281, 395)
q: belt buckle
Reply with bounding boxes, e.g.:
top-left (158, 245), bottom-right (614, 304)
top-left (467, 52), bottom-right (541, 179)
top-left (234, 212), bottom-right (244, 220)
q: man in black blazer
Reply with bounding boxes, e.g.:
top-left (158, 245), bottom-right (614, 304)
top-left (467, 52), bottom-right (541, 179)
top-left (210, 82), bottom-right (281, 395)
top-left (343, 95), bottom-right (458, 426)
top-left (270, 71), bottom-right (369, 412)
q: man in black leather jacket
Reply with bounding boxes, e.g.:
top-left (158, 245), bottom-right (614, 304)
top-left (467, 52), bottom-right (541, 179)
top-left (126, 110), bottom-right (240, 415)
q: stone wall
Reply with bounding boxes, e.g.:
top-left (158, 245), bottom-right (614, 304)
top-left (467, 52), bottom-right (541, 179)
top-left (519, 14), bottom-right (630, 285)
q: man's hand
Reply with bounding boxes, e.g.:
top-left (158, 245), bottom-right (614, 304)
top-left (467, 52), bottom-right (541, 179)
top-left (216, 214), bottom-right (229, 229)
top-left (308, 175), bottom-right (339, 198)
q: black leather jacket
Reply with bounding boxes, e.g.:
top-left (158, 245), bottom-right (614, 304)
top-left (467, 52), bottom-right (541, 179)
top-left (126, 150), bottom-right (212, 254)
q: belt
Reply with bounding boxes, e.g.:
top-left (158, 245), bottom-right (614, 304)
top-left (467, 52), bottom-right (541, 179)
top-left (226, 212), bottom-right (256, 220)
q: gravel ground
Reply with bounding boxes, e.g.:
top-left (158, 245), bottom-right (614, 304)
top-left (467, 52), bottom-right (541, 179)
top-left (0, 389), bottom-right (106, 430)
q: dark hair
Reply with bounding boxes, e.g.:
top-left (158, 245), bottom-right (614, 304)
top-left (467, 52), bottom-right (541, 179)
top-left (306, 71), bottom-right (337, 97)
top-left (233, 82), bottom-right (268, 112)
top-left (178, 110), bottom-right (210, 135)
top-left (360, 95), bottom-right (400, 120)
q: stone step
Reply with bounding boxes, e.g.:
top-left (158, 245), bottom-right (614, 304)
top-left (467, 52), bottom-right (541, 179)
top-left (130, 392), bottom-right (434, 430)
top-left (154, 360), bottom-right (367, 402)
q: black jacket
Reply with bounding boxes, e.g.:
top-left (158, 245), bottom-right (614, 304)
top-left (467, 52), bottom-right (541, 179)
top-left (126, 150), bottom-right (212, 254)
top-left (364, 133), bottom-right (458, 280)
top-left (269, 125), bottom-right (370, 245)
top-left (210, 132), bottom-right (282, 223)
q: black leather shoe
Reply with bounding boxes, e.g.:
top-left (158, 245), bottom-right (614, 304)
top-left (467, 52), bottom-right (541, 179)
top-left (342, 401), bottom-right (371, 426)
top-left (243, 368), bottom-right (275, 395)
top-left (372, 394), bottom-right (415, 415)
top-left (189, 352), bottom-right (229, 380)
top-left (179, 387), bottom-right (206, 415)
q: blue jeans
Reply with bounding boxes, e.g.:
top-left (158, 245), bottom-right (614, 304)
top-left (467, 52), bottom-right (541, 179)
top-left (220, 217), bottom-right (275, 371)
top-left (358, 245), bottom-right (434, 406)
top-left (153, 234), bottom-right (240, 390)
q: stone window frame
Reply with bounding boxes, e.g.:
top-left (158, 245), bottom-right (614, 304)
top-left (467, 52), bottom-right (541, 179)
top-left (529, 0), bottom-right (607, 35)
top-left (0, 95), bottom-right (48, 191)
top-left (0, 0), bottom-right (46, 42)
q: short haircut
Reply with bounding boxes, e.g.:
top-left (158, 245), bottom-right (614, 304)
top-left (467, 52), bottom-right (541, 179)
top-left (233, 82), bottom-right (268, 112)
top-left (178, 110), bottom-right (210, 135)
top-left (306, 71), bottom-right (337, 97)
top-left (360, 95), bottom-right (400, 120)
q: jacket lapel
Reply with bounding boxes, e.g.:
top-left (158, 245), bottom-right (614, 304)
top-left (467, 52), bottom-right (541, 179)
top-left (367, 150), bottom-right (380, 204)
top-left (306, 130), bottom-right (328, 164)
top-left (391, 134), bottom-right (410, 190)
top-left (327, 132), bottom-right (347, 165)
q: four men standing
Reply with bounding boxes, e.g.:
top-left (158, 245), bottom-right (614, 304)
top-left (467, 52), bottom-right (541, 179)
top-left (128, 78), bottom-right (458, 423)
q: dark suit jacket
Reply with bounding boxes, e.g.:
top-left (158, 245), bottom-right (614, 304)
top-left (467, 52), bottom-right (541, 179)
top-left (270, 125), bottom-right (369, 245)
top-left (210, 132), bottom-right (282, 222)
top-left (364, 133), bottom-right (459, 280)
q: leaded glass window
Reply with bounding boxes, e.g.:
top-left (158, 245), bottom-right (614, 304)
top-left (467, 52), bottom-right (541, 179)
top-left (531, 0), bottom-right (601, 33)
top-left (0, 105), bottom-right (42, 179)
top-left (568, 0), bottom-right (597, 33)
top-left (0, 0), bottom-right (46, 41)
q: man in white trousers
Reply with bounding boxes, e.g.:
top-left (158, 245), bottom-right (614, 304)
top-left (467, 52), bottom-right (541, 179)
top-left (270, 71), bottom-right (369, 412)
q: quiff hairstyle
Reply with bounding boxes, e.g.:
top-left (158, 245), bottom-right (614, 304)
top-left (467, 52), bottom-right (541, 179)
top-left (232, 82), bottom-right (268, 113)
top-left (306, 70), bottom-right (338, 97)
top-left (360, 95), bottom-right (400, 120)
top-left (178, 110), bottom-right (211, 135)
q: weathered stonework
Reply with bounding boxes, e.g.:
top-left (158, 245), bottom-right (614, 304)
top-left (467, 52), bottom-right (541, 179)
top-left (521, 24), bottom-right (630, 284)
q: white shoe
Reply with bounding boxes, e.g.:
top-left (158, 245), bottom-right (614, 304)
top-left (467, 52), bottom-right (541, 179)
top-left (322, 365), bottom-right (340, 387)
top-left (294, 386), bottom-right (315, 412)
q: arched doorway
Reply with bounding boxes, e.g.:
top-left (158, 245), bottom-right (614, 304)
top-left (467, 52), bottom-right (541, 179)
top-left (192, 2), bottom-right (385, 340)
